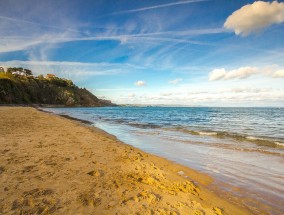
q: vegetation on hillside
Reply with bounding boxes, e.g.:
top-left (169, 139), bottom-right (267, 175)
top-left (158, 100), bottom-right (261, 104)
top-left (0, 67), bottom-right (115, 107)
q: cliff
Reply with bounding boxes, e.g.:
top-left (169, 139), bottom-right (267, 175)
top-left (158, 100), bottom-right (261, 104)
top-left (0, 71), bottom-right (115, 107)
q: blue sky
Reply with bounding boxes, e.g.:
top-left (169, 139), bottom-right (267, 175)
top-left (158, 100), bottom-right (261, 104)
top-left (0, 0), bottom-right (284, 106)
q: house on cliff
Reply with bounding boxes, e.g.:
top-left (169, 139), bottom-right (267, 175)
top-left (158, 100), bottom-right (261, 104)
top-left (46, 74), bottom-right (56, 79)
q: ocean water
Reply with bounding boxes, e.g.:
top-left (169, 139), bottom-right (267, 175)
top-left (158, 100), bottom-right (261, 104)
top-left (47, 107), bottom-right (284, 214)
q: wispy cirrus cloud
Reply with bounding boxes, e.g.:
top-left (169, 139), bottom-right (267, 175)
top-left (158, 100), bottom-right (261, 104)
top-left (0, 60), bottom-right (140, 78)
top-left (0, 0), bottom-right (222, 73)
top-left (0, 60), bottom-right (142, 68)
top-left (0, 15), bottom-right (81, 33)
top-left (109, 0), bottom-right (208, 15)
top-left (0, 13), bottom-right (222, 61)
top-left (0, 11), bottom-right (82, 60)
top-left (0, 28), bottom-right (221, 54)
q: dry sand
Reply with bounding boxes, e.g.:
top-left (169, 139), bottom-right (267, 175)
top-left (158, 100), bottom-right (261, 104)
top-left (0, 107), bottom-right (252, 214)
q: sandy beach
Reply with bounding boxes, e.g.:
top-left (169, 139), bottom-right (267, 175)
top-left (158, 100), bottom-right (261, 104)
top-left (0, 107), bottom-right (252, 214)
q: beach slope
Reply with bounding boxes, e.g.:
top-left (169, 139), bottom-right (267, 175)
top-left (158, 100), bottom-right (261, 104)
top-left (0, 107), bottom-right (249, 214)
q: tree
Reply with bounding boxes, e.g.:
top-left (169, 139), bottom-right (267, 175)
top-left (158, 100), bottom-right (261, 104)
top-left (7, 67), bottom-right (23, 73)
top-left (24, 69), bottom-right (33, 76)
top-left (38, 75), bottom-right (44, 80)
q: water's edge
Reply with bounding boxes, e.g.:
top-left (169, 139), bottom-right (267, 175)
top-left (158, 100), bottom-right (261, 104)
top-left (45, 107), bottom-right (284, 215)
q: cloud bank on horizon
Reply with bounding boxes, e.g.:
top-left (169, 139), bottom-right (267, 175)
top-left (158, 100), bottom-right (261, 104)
top-left (0, 0), bottom-right (283, 106)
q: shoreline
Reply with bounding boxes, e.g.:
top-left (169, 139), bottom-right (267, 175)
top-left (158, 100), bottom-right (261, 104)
top-left (47, 107), bottom-right (281, 214)
top-left (38, 108), bottom-right (94, 125)
top-left (0, 107), bottom-right (260, 214)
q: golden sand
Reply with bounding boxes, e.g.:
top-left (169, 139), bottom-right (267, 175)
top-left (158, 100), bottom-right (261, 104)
top-left (0, 107), bottom-right (252, 214)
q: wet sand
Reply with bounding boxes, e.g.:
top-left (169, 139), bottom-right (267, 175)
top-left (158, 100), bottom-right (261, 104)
top-left (0, 107), bottom-right (253, 214)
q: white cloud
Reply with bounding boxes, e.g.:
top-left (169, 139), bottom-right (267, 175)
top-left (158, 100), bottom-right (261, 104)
top-left (224, 1), bottom-right (284, 36)
top-left (128, 93), bottom-right (136, 97)
top-left (224, 67), bottom-right (258, 80)
top-left (209, 66), bottom-right (284, 81)
top-left (209, 67), bottom-right (258, 81)
top-left (135, 80), bottom-right (146, 86)
top-left (169, 78), bottom-right (183, 84)
top-left (273, 69), bottom-right (284, 78)
top-left (209, 69), bottom-right (226, 81)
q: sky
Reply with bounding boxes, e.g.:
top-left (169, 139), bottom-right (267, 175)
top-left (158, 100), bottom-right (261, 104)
top-left (0, 0), bottom-right (284, 106)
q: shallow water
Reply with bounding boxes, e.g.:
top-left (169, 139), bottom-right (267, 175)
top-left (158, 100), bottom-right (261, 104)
top-left (47, 107), bottom-right (284, 214)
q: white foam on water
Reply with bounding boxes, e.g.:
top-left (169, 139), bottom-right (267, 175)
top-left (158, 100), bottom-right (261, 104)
top-left (198, 131), bottom-right (217, 136)
top-left (275, 142), bottom-right (284, 146)
top-left (246, 136), bottom-right (259, 140)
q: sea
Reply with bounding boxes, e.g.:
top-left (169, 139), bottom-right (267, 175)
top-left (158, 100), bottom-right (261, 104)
top-left (46, 107), bottom-right (284, 214)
